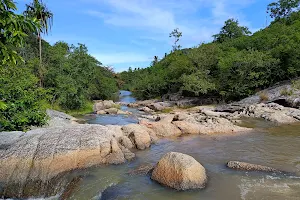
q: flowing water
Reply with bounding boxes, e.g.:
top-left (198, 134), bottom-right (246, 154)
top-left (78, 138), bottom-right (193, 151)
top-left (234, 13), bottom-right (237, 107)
top-left (18, 91), bottom-right (300, 200)
top-left (85, 91), bottom-right (140, 126)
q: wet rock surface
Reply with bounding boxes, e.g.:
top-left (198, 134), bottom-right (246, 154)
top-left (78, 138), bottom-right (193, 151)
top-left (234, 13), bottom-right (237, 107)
top-left (227, 161), bottom-right (281, 173)
top-left (127, 164), bottom-right (154, 176)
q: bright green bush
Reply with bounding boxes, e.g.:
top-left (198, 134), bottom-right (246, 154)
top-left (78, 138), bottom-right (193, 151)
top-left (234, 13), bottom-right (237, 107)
top-left (0, 66), bottom-right (48, 131)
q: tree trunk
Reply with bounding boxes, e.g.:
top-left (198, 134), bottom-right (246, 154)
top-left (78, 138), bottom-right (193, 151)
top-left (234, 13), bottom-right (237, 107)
top-left (38, 32), bottom-right (43, 87)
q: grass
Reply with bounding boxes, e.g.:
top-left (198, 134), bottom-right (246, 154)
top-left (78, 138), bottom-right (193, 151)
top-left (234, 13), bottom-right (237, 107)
top-left (259, 92), bottom-right (269, 102)
top-left (160, 108), bottom-right (174, 113)
top-left (177, 105), bottom-right (195, 109)
top-left (280, 87), bottom-right (294, 96)
top-left (45, 101), bottom-right (94, 117)
top-left (111, 104), bottom-right (121, 109)
top-left (292, 79), bottom-right (300, 90)
top-left (66, 102), bottom-right (94, 117)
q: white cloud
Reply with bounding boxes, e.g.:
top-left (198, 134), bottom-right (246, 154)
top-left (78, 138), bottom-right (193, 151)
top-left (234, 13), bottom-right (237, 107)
top-left (85, 0), bottom-right (259, 45)
top-left (92, 52), bottom-right (151, 65)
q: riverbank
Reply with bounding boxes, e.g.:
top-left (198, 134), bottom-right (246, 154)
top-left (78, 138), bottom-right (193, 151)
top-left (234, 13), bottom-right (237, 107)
top-left (1, 88), bottom-right (300, 199)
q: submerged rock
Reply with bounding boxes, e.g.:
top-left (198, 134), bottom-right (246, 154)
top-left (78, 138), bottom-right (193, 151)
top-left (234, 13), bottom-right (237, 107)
top-left (127, 164), bottom-right (154, 176)
top-left (227, 161), bottom-right (280, 173)
top-left (151, 152), bottom-right (207, 190)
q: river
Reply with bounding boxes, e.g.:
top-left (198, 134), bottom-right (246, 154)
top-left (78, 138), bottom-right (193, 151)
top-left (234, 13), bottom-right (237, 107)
top-left (17, 91), bottom-right (300, 200)
top-left (56, 91), bottom-right (300, 200)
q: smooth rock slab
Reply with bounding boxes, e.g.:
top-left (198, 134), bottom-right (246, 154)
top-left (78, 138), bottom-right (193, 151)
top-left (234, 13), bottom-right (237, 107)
top-left (151, 152), bottom-right (207, 190)
top-left (0, 124), bottom-right (133, 198)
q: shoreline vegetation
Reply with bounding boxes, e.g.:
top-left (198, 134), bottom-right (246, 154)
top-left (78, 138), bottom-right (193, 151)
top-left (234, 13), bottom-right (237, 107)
top-left (2, 0), bottom-right (300, 198)
top-left (2, 0), bottom-right (300, 131)
top-left (0, 0), bottom-right (119, 132)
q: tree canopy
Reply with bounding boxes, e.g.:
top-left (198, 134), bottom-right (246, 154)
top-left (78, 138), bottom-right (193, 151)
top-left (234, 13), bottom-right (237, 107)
top-left (267, 0), bottom-right (300, 20)
top-left (213, 19), bottom-right (251, 43)
top-left (120, 8), bottom-right (300, 101)
top-left (0, 0), bottom-right (118, 131)
top-left (0, 0), bottom-right (38, 65)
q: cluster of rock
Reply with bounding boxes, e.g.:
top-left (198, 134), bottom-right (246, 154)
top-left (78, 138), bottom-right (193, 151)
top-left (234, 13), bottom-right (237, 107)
top-left (127, 98), bottom-right (217, 112)
top-left (126, 99), bottom-right (174, 112)
top-left (134, 153), bottom-right (283, 191)
top-left (0, 105), bottom-right (253, 197)
top-left (216, 102), bottom-right (300, 124)
top-left (139, 110), bottom-right (251, 136)
top-left (93, 100), bottom-right (131, 115)
top-left (238, 79), bottom-right (300, 108)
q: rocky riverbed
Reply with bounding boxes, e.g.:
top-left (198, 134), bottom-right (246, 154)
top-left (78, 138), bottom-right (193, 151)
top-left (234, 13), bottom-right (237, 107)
top-left (1, 86), bottom-right (300, 199)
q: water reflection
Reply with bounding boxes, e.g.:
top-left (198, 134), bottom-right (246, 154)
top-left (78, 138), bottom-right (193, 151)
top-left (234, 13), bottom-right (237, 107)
top-left (86, 91), bottom-right (140, 125)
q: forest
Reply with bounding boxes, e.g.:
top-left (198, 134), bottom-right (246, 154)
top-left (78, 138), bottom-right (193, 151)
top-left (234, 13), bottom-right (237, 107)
top-left (0, 0), bottom-right (118, 131)
top-left (120, 0), bottom-right (300, 101)
top-left (1, 0), bottom-right (300, 131)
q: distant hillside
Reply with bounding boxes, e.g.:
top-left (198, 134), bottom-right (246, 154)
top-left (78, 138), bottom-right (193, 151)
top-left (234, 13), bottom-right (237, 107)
top-left (119, 10), bottom-right (300, 102)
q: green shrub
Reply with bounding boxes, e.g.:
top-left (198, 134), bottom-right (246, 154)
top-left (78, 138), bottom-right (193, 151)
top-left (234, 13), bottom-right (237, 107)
top-left (292, 80), bottom-right (300, 90)
top-left (259, 92), bottom-right (269, 102)
top-left (280, 87), bottom-right (294, 96)
top-left (0, 66), bottom-right (49, 131)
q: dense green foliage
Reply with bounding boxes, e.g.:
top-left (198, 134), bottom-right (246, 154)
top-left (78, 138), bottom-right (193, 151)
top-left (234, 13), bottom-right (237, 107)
top-left (0, 0), bottom-right (38, 65)
top-left (0, 0), bottom-right (118, 131)
top-left (213, 19), bottom-right (251, 43)
top-left (267, 0), bottom-right (300, 20)
top-left (120, 6), bottom-right (300, 101)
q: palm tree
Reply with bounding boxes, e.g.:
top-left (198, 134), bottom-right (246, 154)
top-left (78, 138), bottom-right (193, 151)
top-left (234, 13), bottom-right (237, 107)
top-left (24, 0), bottom-right (53, 86)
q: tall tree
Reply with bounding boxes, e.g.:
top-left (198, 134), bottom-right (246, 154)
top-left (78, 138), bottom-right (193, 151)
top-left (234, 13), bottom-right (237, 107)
top-left (169, 28), bottom-right (182, 51)
top-left (24, 0), bottom-right (53, 86)
top-left (267, 0), bottom-right (300, 20)
top-left (213, 19), bottom-right (251, 43)
top-left (151, 56), bottom-right (159, 66)
top-left (0, 0), bottom-right (37, 65)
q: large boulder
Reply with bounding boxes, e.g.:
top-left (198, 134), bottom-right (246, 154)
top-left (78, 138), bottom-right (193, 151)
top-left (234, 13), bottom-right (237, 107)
top-left (151, 152), bottom-right (207, 190)
top-left (122, 124), bottom-right (152, 150)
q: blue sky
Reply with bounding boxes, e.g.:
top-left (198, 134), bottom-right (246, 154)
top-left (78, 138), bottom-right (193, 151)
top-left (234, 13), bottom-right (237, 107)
top-left (16, 0), bottom-right (274, 72)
